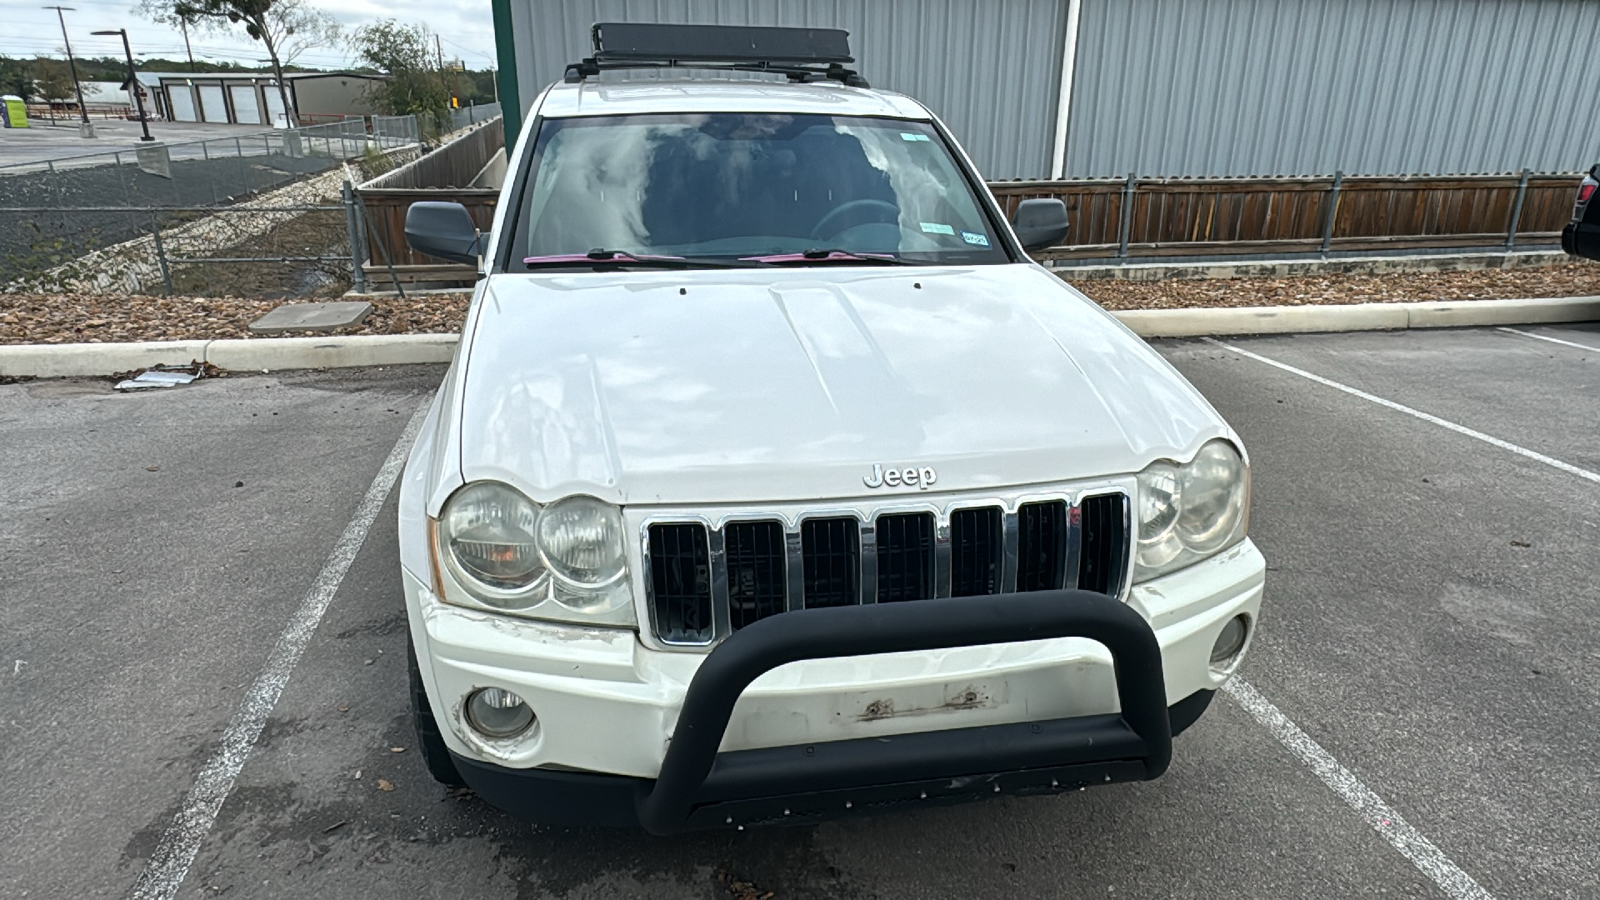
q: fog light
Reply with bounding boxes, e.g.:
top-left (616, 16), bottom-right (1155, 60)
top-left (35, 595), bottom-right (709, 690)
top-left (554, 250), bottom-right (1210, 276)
top-left (465, 687), bottom-right (536, 738)
top-left (1210, 615), bottom-right (1249, 667)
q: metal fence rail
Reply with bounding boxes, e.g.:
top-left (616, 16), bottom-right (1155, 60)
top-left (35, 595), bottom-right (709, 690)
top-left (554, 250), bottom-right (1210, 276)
top-left (449, 102), bottom-right (502, 133)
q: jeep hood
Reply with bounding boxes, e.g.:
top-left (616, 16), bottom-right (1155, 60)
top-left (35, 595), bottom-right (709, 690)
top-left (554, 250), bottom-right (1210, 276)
top-left (454, 264), bottom-right (1227, 506)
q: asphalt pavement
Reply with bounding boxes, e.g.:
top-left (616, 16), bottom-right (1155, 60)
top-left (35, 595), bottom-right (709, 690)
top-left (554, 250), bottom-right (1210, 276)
top-left (0, 120), bottom-right (282, 170)
top-left (2, 323), bottom-right (1598, 899)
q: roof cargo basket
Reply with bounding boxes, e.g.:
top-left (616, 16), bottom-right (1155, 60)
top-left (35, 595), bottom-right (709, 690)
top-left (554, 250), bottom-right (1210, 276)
top-left (564, 23), bottom-right (869, 88)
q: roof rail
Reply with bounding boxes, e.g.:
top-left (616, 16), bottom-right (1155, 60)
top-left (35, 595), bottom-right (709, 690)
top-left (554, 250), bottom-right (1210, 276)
top-left (563, 23), bottom-right (869, 88)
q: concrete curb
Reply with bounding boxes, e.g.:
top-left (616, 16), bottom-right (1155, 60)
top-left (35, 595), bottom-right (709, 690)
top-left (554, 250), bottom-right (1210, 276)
top-left (2, 297), bottom-right (1596, 378)
top-left (0, 334), bottom-right (458, 378)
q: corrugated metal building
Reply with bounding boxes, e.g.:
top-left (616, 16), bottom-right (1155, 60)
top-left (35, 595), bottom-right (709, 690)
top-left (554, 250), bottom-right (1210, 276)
top-left (491, 0), bottom-right (1600, 179)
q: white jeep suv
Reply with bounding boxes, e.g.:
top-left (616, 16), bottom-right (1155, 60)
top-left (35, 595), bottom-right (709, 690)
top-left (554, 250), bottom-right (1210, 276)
top-left (397, 23), bottom-right (1264, 834)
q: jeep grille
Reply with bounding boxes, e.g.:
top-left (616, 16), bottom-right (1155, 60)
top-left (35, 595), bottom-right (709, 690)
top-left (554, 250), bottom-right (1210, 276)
top-left (644, 493), bottom-right (1130, 646)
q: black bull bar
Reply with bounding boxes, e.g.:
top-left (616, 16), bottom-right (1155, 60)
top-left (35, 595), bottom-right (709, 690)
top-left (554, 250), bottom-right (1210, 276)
top-left (630, 589), bottom-right (1172, 834)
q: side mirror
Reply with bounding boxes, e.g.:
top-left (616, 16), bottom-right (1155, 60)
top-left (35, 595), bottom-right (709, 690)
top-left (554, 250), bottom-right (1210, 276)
top-left (405, 201), bottom-right (481, 266)
top-left (1012, 198), bottom-right (1070, 252)
top-left (1562, 165), bottom-right (1600, 261)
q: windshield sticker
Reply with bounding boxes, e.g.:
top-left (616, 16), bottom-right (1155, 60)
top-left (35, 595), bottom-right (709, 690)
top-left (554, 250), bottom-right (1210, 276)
top-left (961, 231), bottom-right (991, 247)
top-left (900, 132), bottom-right (932, 142)
top-left (920, 222), bottom-right (956, 235)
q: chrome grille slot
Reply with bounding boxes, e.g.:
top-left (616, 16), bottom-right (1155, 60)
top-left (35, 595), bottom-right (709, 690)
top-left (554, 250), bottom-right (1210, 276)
top-left (950, 507), bottom-right (1002, 596)
top-left (647, 523), bottom-right (713, 644)
top-left (725, 520), bottom-right (786, 630)
top-left (644, 487), bottom-right (1131, 646)
top-left (876, 512), bottom-right (936, 602)
top-left (1077, 493), bottom-right (1130, 596)
top-left (1017, 500), bottom-right (1069, 592)
top-left (801, 517), bottom-right (859, 609)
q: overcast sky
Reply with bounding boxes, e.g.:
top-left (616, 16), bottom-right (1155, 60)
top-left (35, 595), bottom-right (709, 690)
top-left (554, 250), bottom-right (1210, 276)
top-left (0, 0), bottom-right (496, 73)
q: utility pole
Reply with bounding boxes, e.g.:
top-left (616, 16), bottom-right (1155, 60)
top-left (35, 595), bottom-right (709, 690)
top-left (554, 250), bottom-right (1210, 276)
top-left (434, 35), bottom-right (456, 108)
top-left (43, 5), bottom-right (93, 136)
top-left (179, 19), bottom-right (196, 72)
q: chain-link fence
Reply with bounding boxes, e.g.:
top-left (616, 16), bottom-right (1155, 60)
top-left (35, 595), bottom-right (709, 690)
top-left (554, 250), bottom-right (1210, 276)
top-left (0, 114), bottom-right (435, 295)
top-left (0, 111), bottom-right (505, 297)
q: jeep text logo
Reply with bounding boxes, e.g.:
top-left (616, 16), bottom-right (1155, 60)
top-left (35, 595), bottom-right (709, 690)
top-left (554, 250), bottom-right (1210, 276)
top-left (863, 464), bottom-right (937, 490)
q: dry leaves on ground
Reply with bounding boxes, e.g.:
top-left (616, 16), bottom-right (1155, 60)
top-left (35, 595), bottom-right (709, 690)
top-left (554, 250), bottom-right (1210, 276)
top-left (0, 291), bottom-right (472, 345)
top-left (1069, 261), bottom-right (1600, 310)
top-left (5, 260), bottom-right (1599, 344)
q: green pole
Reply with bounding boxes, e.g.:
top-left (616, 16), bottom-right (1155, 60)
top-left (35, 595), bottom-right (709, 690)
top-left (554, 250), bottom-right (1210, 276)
top-left (490, 0), bottom-right (522, 142)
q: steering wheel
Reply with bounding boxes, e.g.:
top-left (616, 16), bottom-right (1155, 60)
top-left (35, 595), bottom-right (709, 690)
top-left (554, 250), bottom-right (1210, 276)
top-left (809, 199), bottom-right (901, 241)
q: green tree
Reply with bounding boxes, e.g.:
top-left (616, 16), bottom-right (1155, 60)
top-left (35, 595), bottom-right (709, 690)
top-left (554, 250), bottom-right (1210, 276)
top-left (0, 55), bottom-right (36, 102)
top-left (31, 58), bottom-right (75, 106)
top-left (138, 0), bottom-right (339, 127)
top-left (350, 20), bottom-right (448, 119)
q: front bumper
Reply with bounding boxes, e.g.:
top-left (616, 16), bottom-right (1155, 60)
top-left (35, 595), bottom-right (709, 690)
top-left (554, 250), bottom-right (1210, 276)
top-left (405, 540), bottom-right (1264, 833)
top-left (450, 683), bottom-right (1215, 832)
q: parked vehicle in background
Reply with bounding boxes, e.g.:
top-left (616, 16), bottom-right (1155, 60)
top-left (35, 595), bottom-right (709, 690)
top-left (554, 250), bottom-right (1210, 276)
top-left (396, 23), bottom-right (1265, 835)
top-left (1561, 165), bottom-right (1600, 260)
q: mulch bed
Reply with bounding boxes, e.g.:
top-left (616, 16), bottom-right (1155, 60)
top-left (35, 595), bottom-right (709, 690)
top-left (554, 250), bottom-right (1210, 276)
top-left (4, 261), bottom-right (1598, 345)
top-left (0, 292), bottom-right (471, 344)
top-left (1070, 261), bottom-right (1600, 310)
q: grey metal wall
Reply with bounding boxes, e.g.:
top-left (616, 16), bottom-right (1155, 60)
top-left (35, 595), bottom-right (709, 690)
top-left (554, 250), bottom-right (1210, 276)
top-left (499, 0), bottom-right (1069, 179)
top-left (1067, 0), bottom-right (1600, 177)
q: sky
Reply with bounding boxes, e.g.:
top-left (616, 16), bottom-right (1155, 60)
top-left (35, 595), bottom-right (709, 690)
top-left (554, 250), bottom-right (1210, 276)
top-left (0, 0), bottom-right (497, 73)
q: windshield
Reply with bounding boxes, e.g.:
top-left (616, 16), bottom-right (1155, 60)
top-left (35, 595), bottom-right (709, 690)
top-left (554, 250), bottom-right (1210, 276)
top-left (507, 113), bottom-right (1012, 269)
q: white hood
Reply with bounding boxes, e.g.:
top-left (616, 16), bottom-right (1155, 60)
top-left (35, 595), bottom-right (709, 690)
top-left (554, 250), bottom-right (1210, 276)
top-left (453, 264), bottom-right (1228, 506)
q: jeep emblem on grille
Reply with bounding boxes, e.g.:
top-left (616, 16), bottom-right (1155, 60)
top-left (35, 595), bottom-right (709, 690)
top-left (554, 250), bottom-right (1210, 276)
top-left (864, 464), bottom-right (937, 490)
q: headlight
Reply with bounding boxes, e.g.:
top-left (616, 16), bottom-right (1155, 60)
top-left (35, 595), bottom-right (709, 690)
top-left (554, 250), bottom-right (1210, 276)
top-left (537, 496), bottom-right (627, 587)
top-left (440, 482), bottom-right (544, 597)
top-left (1134, 440), bottom-right (1248, 583)
top-left (435, 482), bottom-right (635, 626)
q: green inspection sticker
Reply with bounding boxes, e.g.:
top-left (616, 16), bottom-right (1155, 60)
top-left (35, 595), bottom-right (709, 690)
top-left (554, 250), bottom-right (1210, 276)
top-left (900, 132), bottom-right (932, 142)
top-left (920, 222), bottom-right (956, 235)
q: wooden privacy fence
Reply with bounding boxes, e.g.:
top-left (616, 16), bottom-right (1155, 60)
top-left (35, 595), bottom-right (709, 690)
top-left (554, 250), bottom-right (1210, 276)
top-left (364, 117), bottom-right (504, 190)
top-left (990, 171), bottom-right (1580, 260)
top-left (359, 163), bottom-right (1582, 288)
top-left (357, 117), bottom-right (505, 286)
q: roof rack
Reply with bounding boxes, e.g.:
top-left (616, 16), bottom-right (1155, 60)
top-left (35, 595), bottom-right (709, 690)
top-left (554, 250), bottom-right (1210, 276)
top-left (564, 23), bottom-right (869, 88)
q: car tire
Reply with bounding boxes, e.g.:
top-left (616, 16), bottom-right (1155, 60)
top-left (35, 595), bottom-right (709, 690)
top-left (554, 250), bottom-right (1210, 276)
top-left (408, 633), bottom-right (466, 787)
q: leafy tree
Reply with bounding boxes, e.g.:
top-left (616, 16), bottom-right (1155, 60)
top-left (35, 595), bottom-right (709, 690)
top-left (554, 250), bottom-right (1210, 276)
top-left (350, 20), bottom-right (448, 118)
top-left (138, 0), bottom-right (339, 127)
top-left (0, 55), bottom-right (36, 102)
top-left (31, 58), bottom-right (76, 106)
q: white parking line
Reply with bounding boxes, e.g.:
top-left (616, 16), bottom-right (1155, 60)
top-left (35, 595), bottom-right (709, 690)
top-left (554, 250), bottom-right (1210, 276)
top-left (1497, 326), bottom-right (1600, 354)
top-left (127, 395), bottom-right (433, 900)
top-left (1224, 680), bottom-right (1495, 900)
top-left (1203, 338), bottom-right (1600, 486)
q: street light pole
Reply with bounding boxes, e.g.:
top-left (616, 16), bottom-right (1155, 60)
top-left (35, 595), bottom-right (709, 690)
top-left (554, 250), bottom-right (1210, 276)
top-left (43, 5), bottom-right (92, 135)
top-left (93, 28), bottom-right (153, 141)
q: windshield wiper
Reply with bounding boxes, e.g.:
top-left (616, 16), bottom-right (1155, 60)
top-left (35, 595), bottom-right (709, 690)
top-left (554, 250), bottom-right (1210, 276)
top-left (523, 249), bottom-right (761, 269)
top-left (741, 249), bottom-right (919, 265)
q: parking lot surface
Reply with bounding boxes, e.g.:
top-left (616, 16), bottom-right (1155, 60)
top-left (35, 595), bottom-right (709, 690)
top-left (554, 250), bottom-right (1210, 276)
top-left (0, 120), bottom-right (281, 169)
top-left (2, 323), bottom-right (1598, 898)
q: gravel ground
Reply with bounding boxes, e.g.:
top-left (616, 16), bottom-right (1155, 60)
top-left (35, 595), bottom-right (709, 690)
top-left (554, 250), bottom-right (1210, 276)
top-left (0, 153), bottom-right (339, 275)
top-left (4, 261), bottom-right (1599, 345)
top-left (1069, 260), bottom-right (1600, 309)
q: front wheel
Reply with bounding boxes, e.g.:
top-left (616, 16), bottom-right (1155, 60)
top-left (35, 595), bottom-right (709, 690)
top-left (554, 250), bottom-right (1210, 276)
top-left (408, 632), bottom-right (466, 787)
